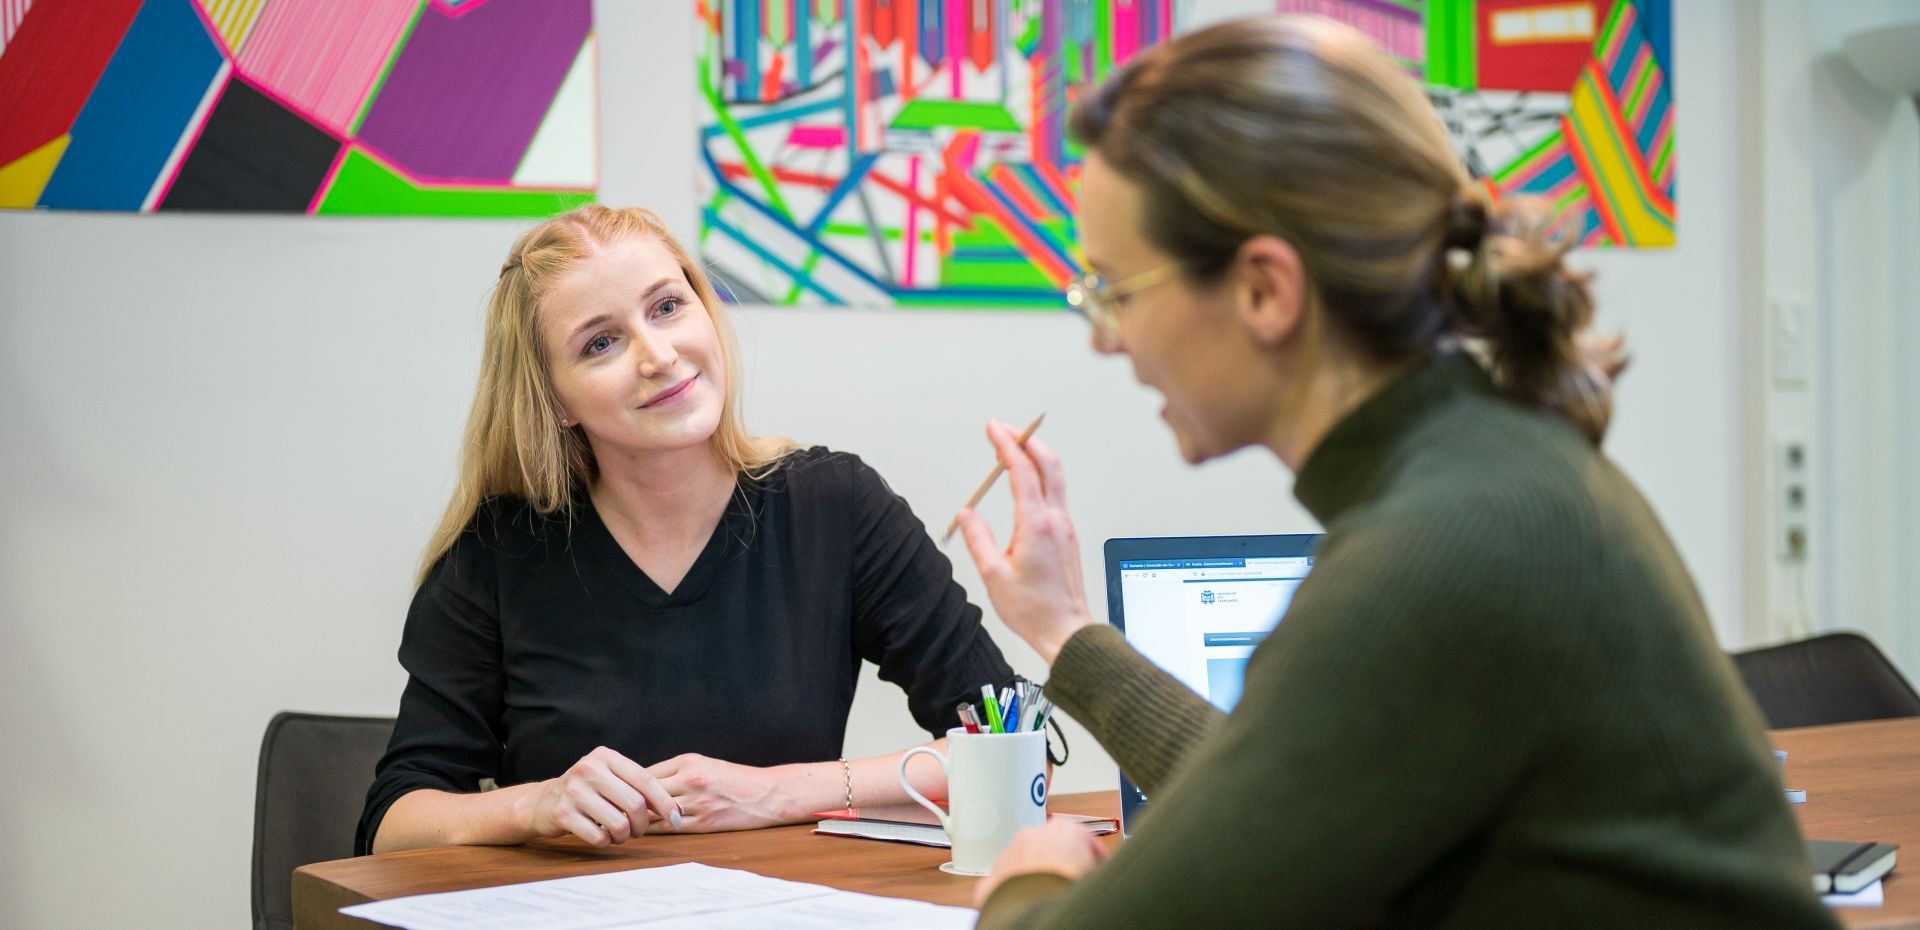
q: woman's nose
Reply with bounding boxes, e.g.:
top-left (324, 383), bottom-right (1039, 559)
top-left (633, 331), bottom-right (678, 378)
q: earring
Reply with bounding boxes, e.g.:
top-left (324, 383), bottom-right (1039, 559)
top-left (559, 416), bottom-right (572, 427)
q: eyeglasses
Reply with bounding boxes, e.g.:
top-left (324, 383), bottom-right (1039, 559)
top-left (1064, 264), bottom-right (1183, 350)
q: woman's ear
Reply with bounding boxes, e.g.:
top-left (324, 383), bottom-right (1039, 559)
top-left (1233, 235), bottom-right (1307, 348)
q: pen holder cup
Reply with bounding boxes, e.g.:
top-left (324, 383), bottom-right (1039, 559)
top-left (898, 727), bottom-right (1050, 876)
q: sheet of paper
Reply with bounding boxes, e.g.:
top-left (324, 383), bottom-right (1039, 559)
top-left (620, 893), bottom-right (977, 929)
top-left (339, 861), bottom-right (974, 930)
top-left (1823, 878), bottom-right (1884, 908)
top-left (340, 862), bottom-right (827, 930)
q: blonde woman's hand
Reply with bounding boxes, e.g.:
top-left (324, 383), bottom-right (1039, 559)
top-left (648, 753), bottom-right (795, 833)
top-left (956, 421), bottom-right (1096, 663)
top-left (973, 819), bottom-right (1112, 907)
top-left (525, 746), bottom-right (680, 846)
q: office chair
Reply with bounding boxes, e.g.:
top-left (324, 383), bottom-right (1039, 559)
top-left (252, 712), bottom-right (394, 930)
top-left (1731, 631), bottom-right (1920, 729)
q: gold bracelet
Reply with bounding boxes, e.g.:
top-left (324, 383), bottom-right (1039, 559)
top-left (839, 757), bottom-right (854, 811)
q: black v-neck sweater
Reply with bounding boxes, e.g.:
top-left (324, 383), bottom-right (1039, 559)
top-left (356, 447), bottom-right (1013, 853)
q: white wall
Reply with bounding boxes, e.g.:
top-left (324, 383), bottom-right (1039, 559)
top-left (1, 1), bottom-right (1885, 927)
top-left (1741, 0), bottom-right (1920, 671)
top-left (1801, 2), bottom-right (1919, 677)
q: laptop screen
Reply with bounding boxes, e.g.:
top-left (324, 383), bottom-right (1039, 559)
top-left (1103, 534), bottom-right (1320, 833)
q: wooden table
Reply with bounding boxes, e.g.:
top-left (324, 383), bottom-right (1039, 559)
top-left (1775, 717), bottom-right (1920, 929)
top-left (296, 720), bottom-right (1920, 929)
top-left (295, 791), bottom-right (1122, 929)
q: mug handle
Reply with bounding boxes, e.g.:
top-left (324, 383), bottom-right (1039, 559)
top-left (898, 746), bottom-right (951, 831)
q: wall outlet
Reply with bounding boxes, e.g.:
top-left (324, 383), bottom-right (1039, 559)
top-left (1776, 439), bottom-right (1809, 562)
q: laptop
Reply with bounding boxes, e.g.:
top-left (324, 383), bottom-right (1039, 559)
top-left (1103, 534), bottom-right (1320, 836)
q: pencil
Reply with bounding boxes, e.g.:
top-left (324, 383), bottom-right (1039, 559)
top-left (942, 413), bottom-right (1046, 544)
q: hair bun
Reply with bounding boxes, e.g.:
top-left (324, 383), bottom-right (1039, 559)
top-left (1444, 192), bottom-right (1488, 253)
top-left (1439, 195), bottom-right (1624, 444)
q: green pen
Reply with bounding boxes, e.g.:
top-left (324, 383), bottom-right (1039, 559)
top-left (980, 684), bottom-right (1004, 733)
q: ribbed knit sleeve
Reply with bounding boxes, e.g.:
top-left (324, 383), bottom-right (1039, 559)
top-left (1043, 625), bottom-right (1223, 794)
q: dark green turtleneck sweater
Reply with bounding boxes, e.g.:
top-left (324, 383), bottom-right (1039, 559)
top-left (979, 353), bottom-right (1837, 929)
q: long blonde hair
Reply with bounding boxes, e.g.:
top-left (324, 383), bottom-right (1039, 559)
top-left (1072, 16), bottom-right (1625, 443)
top-left (418, 205), bottom-right (796, 585)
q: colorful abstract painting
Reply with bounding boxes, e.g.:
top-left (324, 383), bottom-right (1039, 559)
top-left (0, 0), bottom-right (597, 216)
top-left (1280, 0), bottom-right (1675, 247)
top-left (697, 1), bottom-right (1183, 308)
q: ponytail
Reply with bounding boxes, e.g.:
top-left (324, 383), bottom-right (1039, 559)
top-left (1442, 191), bottom-right (1627, 445)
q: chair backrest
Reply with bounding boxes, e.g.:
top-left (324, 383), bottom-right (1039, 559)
top-left (252, 712), bottom-right (394, 930)
top-left (1732, 631), bottom-right (1920, 729)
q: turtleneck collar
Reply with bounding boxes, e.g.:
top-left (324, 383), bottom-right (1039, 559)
top-left (1292, 350), bottom-right (1493, 526)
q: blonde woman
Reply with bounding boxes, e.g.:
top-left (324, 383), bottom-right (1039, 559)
top-left (358, 206), bottom-right (1013, 854)
top-left (954, 16), bottom-right (1838, 929)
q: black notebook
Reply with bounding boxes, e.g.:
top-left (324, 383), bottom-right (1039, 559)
top-left (813, 804), bottom-right (1117, 848)
top-left (1809, 840), bottom-right (1898, 894)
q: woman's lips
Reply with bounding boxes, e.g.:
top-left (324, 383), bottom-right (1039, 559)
top-left (641, 374), bottom-right (697, 408)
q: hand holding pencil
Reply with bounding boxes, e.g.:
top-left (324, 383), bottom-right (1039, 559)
top-left (942, 413), bottom-right (1045, 543)
top-left (952, 418), bottom-right (1097, 665)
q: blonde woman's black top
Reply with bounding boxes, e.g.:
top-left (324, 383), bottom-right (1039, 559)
top-left (356, 447), bottom-right (1012, 854)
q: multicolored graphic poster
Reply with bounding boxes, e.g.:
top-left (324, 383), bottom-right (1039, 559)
top-left (0, 0), bottom-right (597, 217)
top-left (1281, 0), bottom-right (1676, 248)
top-left (697, 1), bottom-right (1183, 308)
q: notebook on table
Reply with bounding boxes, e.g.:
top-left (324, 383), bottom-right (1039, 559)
top-left (813, 804), bottom-right (1118, 848)
top-left (1104, 534), bottom-right (1320, 836)
top-left (1809, 839), bottom-right (1898, 894)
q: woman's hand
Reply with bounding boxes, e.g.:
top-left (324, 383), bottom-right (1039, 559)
top-left (648, 753), bottom-right (796, 833)
top-left (525, 746), bottom-right (680, 847)
top-left (955, 421), bottom-right (1096, 663)
top-left (973, 819), bottom-right (1113, 907)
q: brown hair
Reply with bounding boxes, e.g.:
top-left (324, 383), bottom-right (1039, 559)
top-left (418, 205), bottom-right (795, 584)
top-left (1070, 15), bottom-right (1625, 442)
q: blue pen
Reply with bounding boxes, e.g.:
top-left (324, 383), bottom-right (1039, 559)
top-left (1004, 692), bottom-right (1020, 732)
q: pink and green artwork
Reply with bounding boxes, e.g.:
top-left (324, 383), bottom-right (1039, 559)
top-left (0, 0), bottom-right (598, 217)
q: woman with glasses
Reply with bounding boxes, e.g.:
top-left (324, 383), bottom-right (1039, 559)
top-left (954, 16), bottom-right (1836, 929)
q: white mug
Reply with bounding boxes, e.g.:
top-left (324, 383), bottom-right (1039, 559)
top-left (899, 727), bottom-right (1049, 876)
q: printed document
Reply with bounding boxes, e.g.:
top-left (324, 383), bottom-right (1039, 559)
top-left (339, 861), bottom-right (975, 930)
